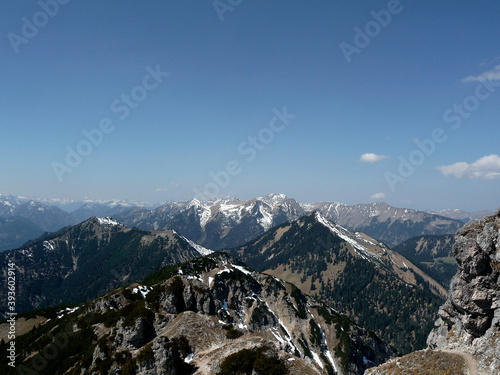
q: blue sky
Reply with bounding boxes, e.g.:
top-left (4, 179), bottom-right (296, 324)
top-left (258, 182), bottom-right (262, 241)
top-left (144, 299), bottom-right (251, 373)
top-left (1, 0), bottom-right (499, 211)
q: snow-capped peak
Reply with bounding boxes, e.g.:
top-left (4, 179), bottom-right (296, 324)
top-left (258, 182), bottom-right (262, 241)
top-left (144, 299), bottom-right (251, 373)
top-left (259, 193), bottom-right (288, 208)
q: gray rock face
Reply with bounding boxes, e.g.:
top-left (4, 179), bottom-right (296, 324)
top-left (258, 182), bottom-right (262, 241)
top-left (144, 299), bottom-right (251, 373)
top-left (427, 209), bottom-right (500, 374)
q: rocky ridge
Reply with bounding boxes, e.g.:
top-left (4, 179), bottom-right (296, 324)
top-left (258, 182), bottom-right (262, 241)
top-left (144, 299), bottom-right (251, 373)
top-left (0, 253), bottom-right (392, 374)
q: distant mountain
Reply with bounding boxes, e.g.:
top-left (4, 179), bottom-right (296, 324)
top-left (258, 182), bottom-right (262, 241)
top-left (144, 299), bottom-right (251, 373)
top-left (70, 201), bottom-right (142, 222)
top-left (428, 208), bottom-right (496, 223)
top-left (0, 194), bottom-right (28, 216)
top-left (0, 216), bottom-right (44, 251)
top-left (11, 200), bottom-right (76, 232)
top-left (117, 193), bottom-right (305, 250)
top-left (30, 196), bottom-right (159, 213)
top-left (0, 253), bottom-right (393, 374)
top-left (0, 193), bottom-right (468, 253)
top-left (117, 194), bottom-right (463, 250)
top-left (0, 217), bottom-right (212, 316)
top-left (0, 194), bottom-right (77, 231)
top-left (304, 201), bottom-right (464, 247)
top-left (393, 234), bottom-right (456, 289)
top-left (0, 195), bottom-right (79, 251)
top-left (229, 212), bottom-right (446, 354)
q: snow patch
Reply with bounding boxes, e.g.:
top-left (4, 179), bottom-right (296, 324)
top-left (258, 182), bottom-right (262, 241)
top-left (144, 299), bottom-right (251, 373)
top-left (233, 265), bottom-right (252, 275)
top-left (57, 306), bottom-right (79, 319)
top-left (187, 275), bottom-right (203, 283)
top-left (325, 351), bottom-right (339, 374)
top-left (97, 217), bottom-right (120, 226)
top-left (20, 249), bottom-right (33, 257)
top-left (363, 356), bottom-right (374, 365)
top-left (181, 236), bottom-right (213, 256)
top-left (257, 205), bottom-right (273, 231)
top-left (132, 285), bottom-right (151, 298)
top-left (311, 351), bottom-right (324, 369)
top-left (43, 240), bottom-right (56, 251)
top-left (315, 212), bottom-right (380, 262)
top-left (217, 268), bottom-right (232, 276)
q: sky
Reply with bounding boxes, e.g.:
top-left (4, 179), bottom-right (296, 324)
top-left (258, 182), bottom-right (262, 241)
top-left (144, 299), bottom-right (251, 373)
top-left (1, 0), bottom-right (499, 212)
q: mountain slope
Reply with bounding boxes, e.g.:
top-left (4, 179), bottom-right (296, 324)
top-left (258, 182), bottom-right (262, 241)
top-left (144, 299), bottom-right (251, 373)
top-left (0, 253), bottom-right (393, 374)
top-left (0, 217), bottom-right (212, 317)
top-left (304, 201), bottom-right (464, 247)
top-left (229, 212), bottom-right (446, 354)
top-left (393, 234), bottom-right (456, 289)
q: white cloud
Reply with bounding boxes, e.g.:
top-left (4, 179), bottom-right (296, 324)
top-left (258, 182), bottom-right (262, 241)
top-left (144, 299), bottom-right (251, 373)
top-left (371, 192), bottom-right (385, 199)
top-left (360, 153), bottom-right (390, 164)
top-left (462, 64), bottom-right (500, 82)
top-left (155, 187), bottom-right (168, 193)
top-left (437, 154), bottom-right (500, 180)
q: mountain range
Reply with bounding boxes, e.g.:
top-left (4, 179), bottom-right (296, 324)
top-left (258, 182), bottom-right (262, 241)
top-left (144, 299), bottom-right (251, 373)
top-left (0, 193), bottom-right (487, 253)
top-left (115, 193), bottom-right (466, 250)
top-left (1, 197), bottom-right (498, 373)
top-left (0, 195), bottom-right (154, 251)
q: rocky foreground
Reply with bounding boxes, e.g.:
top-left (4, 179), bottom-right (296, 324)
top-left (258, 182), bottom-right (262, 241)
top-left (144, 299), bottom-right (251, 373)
top-left (367, 209), bottom-right (500, 375)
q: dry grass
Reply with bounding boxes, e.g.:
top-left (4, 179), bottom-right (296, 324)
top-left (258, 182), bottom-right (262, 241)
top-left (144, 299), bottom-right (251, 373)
top-left (366, 350), bottom-right (467, 375)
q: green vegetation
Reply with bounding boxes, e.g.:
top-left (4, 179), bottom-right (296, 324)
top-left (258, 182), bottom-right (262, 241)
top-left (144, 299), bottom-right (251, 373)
top-left (290, 284), bottom-right (308, 319)
top-left (163, 336), bottom-right (196, 374)
top-left (137, 342), bottom-right (155, 363)
top-left (309, 319), bottom-right (323, 347)
top-left (120, 300), bottom-right (155, 328)
top-left (298, 334), bottom-right (313, 358)
top-left (217, 346), bottom-right (288, 375)
top-left (222, 324), bottom-right (244, 339)
top-left (0, 311), bottom-right (98, 375)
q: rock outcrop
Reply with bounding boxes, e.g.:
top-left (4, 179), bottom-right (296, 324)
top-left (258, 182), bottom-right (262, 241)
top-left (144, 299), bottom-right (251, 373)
top-left (366, 209), bottom-right (500, 375)
top-left (427, 209), bottom-right (500, 374)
